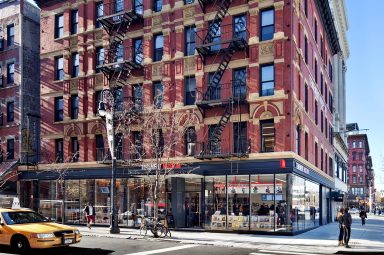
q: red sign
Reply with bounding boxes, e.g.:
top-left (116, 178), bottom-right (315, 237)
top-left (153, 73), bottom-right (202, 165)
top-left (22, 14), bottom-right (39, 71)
top-left (161, 163), bottom-right (182, 169)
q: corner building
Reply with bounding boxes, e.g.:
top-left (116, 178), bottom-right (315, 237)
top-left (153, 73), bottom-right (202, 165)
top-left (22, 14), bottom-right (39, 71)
top-left (20, 0), bottom-right (340, 234)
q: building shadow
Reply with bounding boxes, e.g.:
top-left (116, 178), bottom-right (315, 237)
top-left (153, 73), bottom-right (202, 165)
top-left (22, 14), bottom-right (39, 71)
top-left (0, 246), bottom-right (115, 255)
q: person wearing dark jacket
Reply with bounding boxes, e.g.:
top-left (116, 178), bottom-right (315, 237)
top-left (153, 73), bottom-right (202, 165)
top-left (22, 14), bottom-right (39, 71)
top-left (342, 208), bottom-right (352, 248)
top-left (337, 208), bottom-right (344, 246)
top-left (359, 210), bottom-right (367, 225)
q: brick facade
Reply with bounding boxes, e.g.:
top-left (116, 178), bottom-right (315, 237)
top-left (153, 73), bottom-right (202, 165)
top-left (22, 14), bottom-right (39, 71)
top-left (36, 0), bottom-right (337, 181)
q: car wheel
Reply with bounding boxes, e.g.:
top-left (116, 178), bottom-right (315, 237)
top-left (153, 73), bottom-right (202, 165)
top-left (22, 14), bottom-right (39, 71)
top-left (11, 235), bottom-right (30, 254)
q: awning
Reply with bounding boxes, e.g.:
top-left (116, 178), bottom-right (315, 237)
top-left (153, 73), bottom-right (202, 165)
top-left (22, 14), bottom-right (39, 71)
top-left (0, 161), bottom-right (19, 179)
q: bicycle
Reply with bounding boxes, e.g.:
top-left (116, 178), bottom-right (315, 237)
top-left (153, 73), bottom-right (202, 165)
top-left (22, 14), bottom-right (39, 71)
top-left (140, 217), bottom-right (171, 238)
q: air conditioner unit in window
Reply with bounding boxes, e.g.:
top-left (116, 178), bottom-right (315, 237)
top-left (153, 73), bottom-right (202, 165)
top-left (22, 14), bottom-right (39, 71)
top-left (187, 143), bottom-right (196, 156)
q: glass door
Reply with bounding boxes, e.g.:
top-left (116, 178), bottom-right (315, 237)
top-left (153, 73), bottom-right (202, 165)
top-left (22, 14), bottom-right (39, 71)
top-left (185, 192), bottom-right (201, 228)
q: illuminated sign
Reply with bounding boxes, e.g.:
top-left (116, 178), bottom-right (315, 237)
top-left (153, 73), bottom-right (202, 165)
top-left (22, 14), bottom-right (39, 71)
top-left (295, 162), bottom-right (310, 174)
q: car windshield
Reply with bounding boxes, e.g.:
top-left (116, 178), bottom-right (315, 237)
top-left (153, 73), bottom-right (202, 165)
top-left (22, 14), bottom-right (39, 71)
top-left (1, 211), bottom-right (49, 225)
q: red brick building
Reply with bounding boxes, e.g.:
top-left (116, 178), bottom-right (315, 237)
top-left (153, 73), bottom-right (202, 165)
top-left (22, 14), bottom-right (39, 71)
top-left (0, 0), bottom-right (40, 199)
top-left (347, 131), bottom-right (374, 210)
top-left (21, 0), bottom-right (341, 233)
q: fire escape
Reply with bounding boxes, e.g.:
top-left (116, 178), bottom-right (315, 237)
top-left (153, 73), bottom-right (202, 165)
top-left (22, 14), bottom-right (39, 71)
top-left (195, 0), bottom-right (249, 159)
top-left (96, 0), bottom-right (144, 162)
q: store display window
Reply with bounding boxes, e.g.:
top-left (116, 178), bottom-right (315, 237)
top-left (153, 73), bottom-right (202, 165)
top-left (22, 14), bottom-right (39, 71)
top-left (204, 176), bottom-right (226, 230)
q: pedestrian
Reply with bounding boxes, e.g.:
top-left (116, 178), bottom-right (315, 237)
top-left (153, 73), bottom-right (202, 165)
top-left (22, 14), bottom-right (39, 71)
top-left (359, 209), bottom-right (367, 226)
top-left (83, 202), bottom-right (96, 229)
top-left (337, 208), bottom-right (344, 246)
top-left (342, 208), bottom-right (352, 248)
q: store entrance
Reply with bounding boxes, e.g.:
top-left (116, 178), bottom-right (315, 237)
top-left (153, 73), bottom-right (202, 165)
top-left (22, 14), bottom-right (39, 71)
top-left (185, 192), bottom-right (201, 228)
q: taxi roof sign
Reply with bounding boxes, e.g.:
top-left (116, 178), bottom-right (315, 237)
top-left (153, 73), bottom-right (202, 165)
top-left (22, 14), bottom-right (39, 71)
top-left (11, 197), bottom-right (20, 209)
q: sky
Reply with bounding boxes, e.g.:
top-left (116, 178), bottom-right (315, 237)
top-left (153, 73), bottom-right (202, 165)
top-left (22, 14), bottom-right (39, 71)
top-left (346, 1), bottom-right (384, 191)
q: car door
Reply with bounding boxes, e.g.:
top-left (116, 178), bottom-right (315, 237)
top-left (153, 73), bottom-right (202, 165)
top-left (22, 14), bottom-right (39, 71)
top-left (0, 216), bottom-right (7, 244)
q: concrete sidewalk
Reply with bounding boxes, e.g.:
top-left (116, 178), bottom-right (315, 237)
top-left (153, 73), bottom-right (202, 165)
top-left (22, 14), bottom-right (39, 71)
top-left (76, 215), bottom-right (384, 254)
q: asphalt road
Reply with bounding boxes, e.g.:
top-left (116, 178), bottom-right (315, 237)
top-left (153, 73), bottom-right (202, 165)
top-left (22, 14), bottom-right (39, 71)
top-left (0, 236), bottom-right (255, 255)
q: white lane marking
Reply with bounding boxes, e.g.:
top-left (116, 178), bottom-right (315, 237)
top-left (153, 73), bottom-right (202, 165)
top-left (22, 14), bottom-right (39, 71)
top-left (123, 244), bottom-right (198, 255)
top-left (256, 250), bottom-right (325, 255)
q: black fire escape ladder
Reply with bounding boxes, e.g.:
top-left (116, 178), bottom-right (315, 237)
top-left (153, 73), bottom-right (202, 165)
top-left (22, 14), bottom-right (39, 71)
top-left (202, 0), bottom-right (232, 44)
top-left (208, 103), bottom-right (232, 148)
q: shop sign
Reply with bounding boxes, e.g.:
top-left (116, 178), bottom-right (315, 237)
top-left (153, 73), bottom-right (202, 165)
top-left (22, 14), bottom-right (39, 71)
top-left (161, 163), bottom-right (182, 169)
top-left (295, 162), bottom-right (310, 175)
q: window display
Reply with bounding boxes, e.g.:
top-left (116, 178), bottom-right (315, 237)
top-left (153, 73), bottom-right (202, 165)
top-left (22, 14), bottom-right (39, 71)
top-left (204, 176), bottom-right (226, 229)
top-left (227, 175), bottom-right (249, 230)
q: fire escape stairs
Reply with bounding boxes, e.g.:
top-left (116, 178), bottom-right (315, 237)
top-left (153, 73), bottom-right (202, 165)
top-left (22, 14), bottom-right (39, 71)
top-left (209, 104), bottom-right (232, 147)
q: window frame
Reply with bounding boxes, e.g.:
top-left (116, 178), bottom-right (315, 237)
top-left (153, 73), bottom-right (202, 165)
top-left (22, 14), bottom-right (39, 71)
top-left (133, 37), bottom-right (143, 64)
top-left (184, 26), bottom-right (196, 56)
top-left (184, 76), bottom-right (196, 106)
top-left (7, 139), bottom-right (14, 160)
top-left (260, 64), bottom-right (274, 97)
top-left (71, 94), bottom-right (79, 119)
top-left (71, 9), bottom-right (78, 35)
top-left (55, 138), bottom-right (64, 163)
top-left (55, 56), bottom-right (64, 80)
top-left (95, 47), bottom-right (104, 73)
top-left (233, 14), bottom-right (246, 40)
top-left (7, 24), bottom-right (14, 46)
top-left (72, 53), bottom-right (79, 78)
top-left (55, 14), bottom-right (64, 38)
top-left (260, 119), bottom-right (275, 153)
top-left (153, 81), bottom-right (163, 109)
top-left (260, 9), bottom-right (274, 41)
top-left (132, 84), bottom-right (143, 112)
top-left (71, 137), bottom-right (79, 162)
top-left (7, 62), bottom-right (14, 84)
top-left (95, 2), bottom-right (104, 29)
top-left (6, 101), bottom-right (14, 122)
top-left (153, 0), bottom-right (162, 12)
top-left (153, 34), bottom-right (163, 62)
top-left (54, 97), bottom-right (64, 122)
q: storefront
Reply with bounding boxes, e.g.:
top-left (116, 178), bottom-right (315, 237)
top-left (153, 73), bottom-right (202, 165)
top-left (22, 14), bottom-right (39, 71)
top-left (18, 158), bottom-right (333, 234)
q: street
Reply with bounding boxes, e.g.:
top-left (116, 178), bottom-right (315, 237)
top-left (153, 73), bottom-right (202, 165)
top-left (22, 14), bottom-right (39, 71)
top-left (1, 215), bottom-right (384, 255)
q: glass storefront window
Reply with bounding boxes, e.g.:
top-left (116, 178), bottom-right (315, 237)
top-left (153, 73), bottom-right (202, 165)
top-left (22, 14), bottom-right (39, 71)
top-left (227, 175), bottom-right (249, 231)
top-left (65, 180), bottom-right (81, 223)
top-left (250, 174), bottom-right (275, 232)
top-left (291, 175), bottom-right (305, 231)
top-left (185, 178), bottom-right (202, 228)
top-left (305, 180), bottom-right (320, 228)
top-left (204, 176), bottom-right (226, 230)
top-left (39, 180), bottom-right (63, 223)
top-left (95, 179), bottom-right (111, 224)
top-left (275, 174), bottom-right (290, 232)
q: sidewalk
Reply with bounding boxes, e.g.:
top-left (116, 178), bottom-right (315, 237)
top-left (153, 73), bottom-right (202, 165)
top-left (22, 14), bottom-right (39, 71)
top-left (77, 215), bottom-right (384, 254)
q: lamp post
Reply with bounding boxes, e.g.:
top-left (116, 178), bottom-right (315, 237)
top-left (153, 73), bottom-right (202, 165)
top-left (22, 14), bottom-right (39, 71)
top-left (98, 89), bottom-right (120, 234)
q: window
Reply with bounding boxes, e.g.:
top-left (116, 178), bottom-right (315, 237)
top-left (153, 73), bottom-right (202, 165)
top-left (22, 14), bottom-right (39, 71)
top-left (304, 84), bottom-right (308, 112)
top-left (304, 0), bottom-right (308, 17)
top-left (233, 68), bottom-right (246, 99)
top-left (71, 10), bottom-right (78, 34)
top-left (133, 38), bottom-right (143, 64)
top-left (295, 125), bottom-right (300, 155)
top-left (325, 118), bottom-right (328, 138)
top-left (234, 15), bottom-right (246, 40)
top-left (358, 141), bottom-right (363, 148)
top-left (7, 24), bottom-right (14, 46)
top-left (6, 101), bottom-right (14, 122)
top-left (329, 93), bottom-right (333, 113)
top-left (72, 53), bottom-right (79, 77)
top-left (0, 30), bottom-right (3, 50)
top-left (55, 139), bottom-right (64, 163)
top-left (352, 165), bottom-right (356, 172)
top-left (314, 100), bottom-right (318, 125)
top-left (304, 36), bottom-right (308, 64)
top-left (234, 122), bottom-right (247, 154)
top-left (320, 73), bottom-right (323, 95)
top-left (260, 9), bottom-right (274, 41)
top-left (320, 111), bottom-right (323, 132)
top-left (320, 36), bottom-right (324, 59)
top-left (7, 63), bottom-right (14, 84)
top-left (96, 47), bottom-right (104, 73)
top-left (320, 148), bottom-right (323, 171)
top-left (184, 0), bottom-right (194, 4)
top-left (95, 2), bottom-right (104, 28)
top-left (359, 152), bottom-right (363, 161)
top-left (329, 126), bottom-right (333, 145)
top-left (55, 56), bottom-right (64, 80)
top-left (95, 134), bottom-right (104, 161)
top-left (153, 0), bottom-right (162, 12)
top-left (329, 61), bottom-right (333, 82)
top-left (352, 141), bottom-right (356, 148)
top-left (260, 119), bottom-right (275, 152)
top-left (7, 139), bottom-right (14, 160)
top-left (359, 176), bottom-right (363, 184)
top-left (352, 176), bottom-right (356, 184)
top-left (54, 97), bottom-right (64, 122)
top-left (55, 14), bottom-right (64, 38)
top-left (352, 151), bottom-right (356, 161)
top-left (132, 131), bottom-right (143, 159)
top-left (208, 124), bottom-right (220, 154)
top-left (359, 165), bottom-right (363, 172)
top-left (207, 72), bottom-right (221, 100)
top-left (71, 95), bottom-right (79, 119)
top-left (325, 84), bottom-right (328, 104)
top-left (153, 82), bottom-right (163, 109)
top-left (185, 26), bottom-right (196, 56)
top-left (305, 132), bottom-right (308, 160)
top-left (184, 76), bottom-right (196, 105)
top-left (315, 142), bottom-right (318, 167)
top-left (209, 21), bottom-right (221, 51)
top-left (132, 84), bottom-right (143, 112)
top-left (153, 34), bottom-right (163, 62)
top-left (115, 87), bottom-right (123, 111)
top-left (152, 129), bottom-right (164, 157)
top-left (94, 90), bottom-right (102, 114)
top-left (260, 64), bottom-right (274, 96)
top-left (115, 43), bottom-right (124, 62)
top-left (71, 137), bottom-right (79, 162)
top-left (314, 19), bottom-right (318, 43)
top-left (314, 59), bottom-right (318, 83)
top-left (185, 127), bottom-right (196, 155)
top-left (134, 0), bottom-right (143, 14)
top-left (114, 0), bottom-right (124, 13)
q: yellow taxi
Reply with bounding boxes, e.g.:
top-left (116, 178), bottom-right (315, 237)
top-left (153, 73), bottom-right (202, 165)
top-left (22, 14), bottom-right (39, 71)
top-left (0, 208), bottom-right (82, 252)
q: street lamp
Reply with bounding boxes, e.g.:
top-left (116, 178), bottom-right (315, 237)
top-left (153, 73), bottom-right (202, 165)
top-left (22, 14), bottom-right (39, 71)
top-left (98, 89), bottom-right (120, 234)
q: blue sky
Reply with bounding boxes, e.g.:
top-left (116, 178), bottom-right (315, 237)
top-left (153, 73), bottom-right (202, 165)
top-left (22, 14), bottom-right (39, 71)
top-left (346, 1), bottom-right (384, 190)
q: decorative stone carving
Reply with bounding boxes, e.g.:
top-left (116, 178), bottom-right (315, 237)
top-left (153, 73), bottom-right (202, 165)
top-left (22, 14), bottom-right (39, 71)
top-left (260, 42), bottom-right (274, 56)
top-left (152, 63), bottom-right (163, 77)
top-left (95, 29), bottom-right (103, 40)
top-left (70, 36), bottom-right (78, 47)
top-left (70, 79), bottom-right (78, 91)
top-left (95, 73), bottom-right (104, 86)
top-left (152, 15), bottom-right (162, 28)
top-left (184, 57), bottom-right (196, 72)
top-left (183, 6), bottom-right (195, 20)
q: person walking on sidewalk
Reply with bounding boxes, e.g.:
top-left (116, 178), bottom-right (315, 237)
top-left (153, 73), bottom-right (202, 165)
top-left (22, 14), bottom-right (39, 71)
top-left (84, 202), bottom-right (96, 229)
top-left (359, 209), bottom-right (367, 226)
top-left (337, 208), bottom-right (344, 246)
top-left (342, 208), bottom-right (352, 248)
